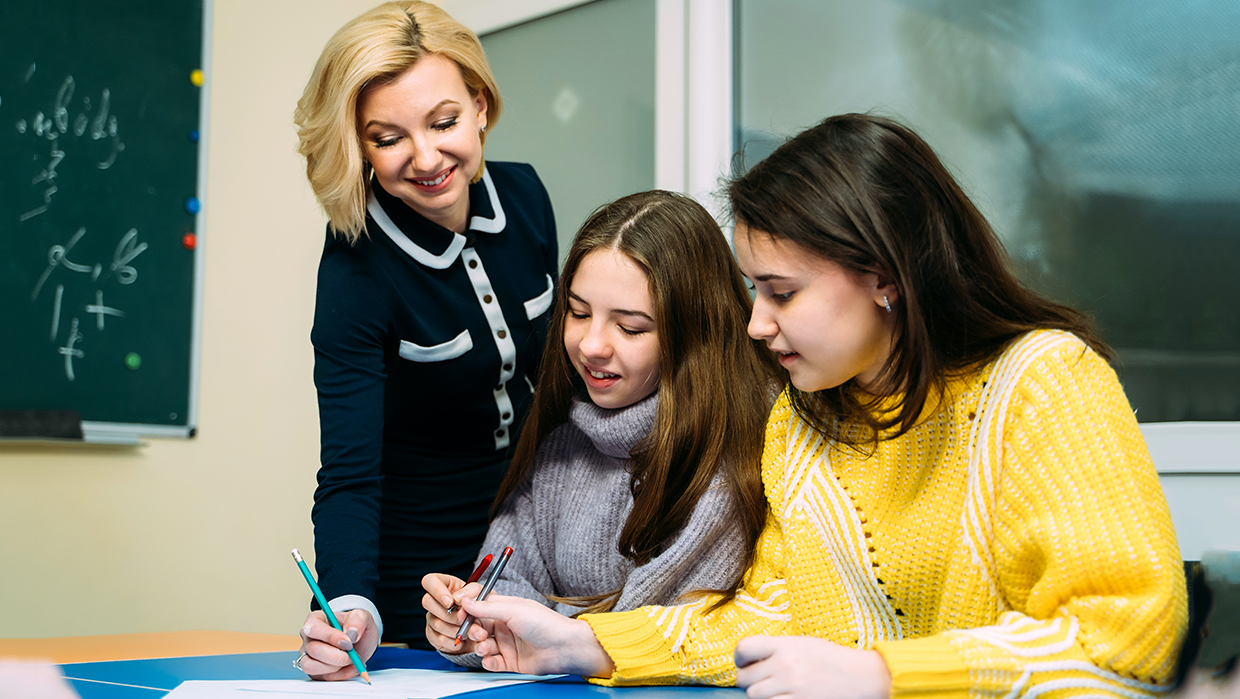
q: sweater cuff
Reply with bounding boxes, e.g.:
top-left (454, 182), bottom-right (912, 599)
top-left (874, 634), bottom-right (971, 699)
top-left (441, 649), bottom-right (484, 669)
top-left (328, 595), bottom-right (384, 641)
top-left (582, 610), bottom-right (682, 685)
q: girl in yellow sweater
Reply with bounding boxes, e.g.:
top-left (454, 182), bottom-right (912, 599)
top-left (458, 114), bottom-right (1187, 699)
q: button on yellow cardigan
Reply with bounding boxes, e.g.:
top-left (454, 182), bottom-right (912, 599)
top-left (583, 330), bottom-right (1186, 699)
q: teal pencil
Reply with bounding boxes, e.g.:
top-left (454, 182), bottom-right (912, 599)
top-left (291, 548), bottom-right (372, 684)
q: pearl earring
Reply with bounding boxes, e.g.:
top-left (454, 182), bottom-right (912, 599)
top-left (479, 125), bottom-right (487, 134)
top-left (883, 295), bottom-right (892, 313)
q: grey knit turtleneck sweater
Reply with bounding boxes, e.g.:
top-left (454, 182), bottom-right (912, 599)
top-left (445, 392), bottom-right (747, 666)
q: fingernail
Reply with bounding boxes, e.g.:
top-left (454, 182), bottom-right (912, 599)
top-left (338, 638), bottom-right (354, 651)
top-left (346, 629), bottom-right (359, 644)
top-left (302, 624), bottom-right (312, 636)
top-left (443, 596), bottom-right (453, 606)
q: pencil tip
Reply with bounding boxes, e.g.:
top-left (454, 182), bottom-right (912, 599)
top-left (361, 671), bottom-right (371, 684)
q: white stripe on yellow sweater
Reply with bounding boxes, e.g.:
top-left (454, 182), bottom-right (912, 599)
top-left (784, 413), bottom-right (902, 646)
top-left (961, 333), bottom-right (1030, 589)
top-left (960, 616), bottom-right (1078, 655)
top-left (954, 610), bottom-right (1172, 699)
top-left (668, 598), bottom-right (711, 652)
top-left (998, 660), bottom-right (1170, 699)
top-left (961, 331), bottom-right (1077, 606)
top-left (734, 580), bottom-right (791, 622)
top-left (783, 416), bottom-right (823, 501)
top-left (735, 590), bottom-right (792, 621)
top-left (647, 588), bottom-right (791, 655)
top-left (806, 470), bottom-right (902, 644)
top-left (798, 482), bottom-right (872, 641)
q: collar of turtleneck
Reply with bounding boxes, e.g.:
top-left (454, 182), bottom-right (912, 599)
top-left (568, 392), bottom-right (659, 460)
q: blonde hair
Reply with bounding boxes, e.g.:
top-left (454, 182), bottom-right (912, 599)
top-left (294, 1), bottom-right (503, 242)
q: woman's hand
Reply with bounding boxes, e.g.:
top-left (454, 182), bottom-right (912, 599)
top-left (461, 594), bottom-right (614, 678)
top-left (734, 636), bottom-right (891, 699)
top-left (0, 660), bottom-right (80, 699)
top-left (422, 572), bottom-right (482, 654)
top-left (296, 608), bottom-right (379, 681)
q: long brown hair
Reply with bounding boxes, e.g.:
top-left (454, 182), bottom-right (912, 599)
top-left (729, 113), bottom-right (1111, 445)
top-left (493, 190), bottom-right (781, 610)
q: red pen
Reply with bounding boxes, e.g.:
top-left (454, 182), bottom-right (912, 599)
top-left (447, 553), bottom-right (492, 614)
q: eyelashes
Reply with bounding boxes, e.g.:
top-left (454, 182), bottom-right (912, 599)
top-left (568, 311), bottom-right (650, 336)
top-left (368, 116), bottom-right (461, 149)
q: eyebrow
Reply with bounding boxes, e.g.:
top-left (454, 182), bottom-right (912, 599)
top-left (362, 99), bottom-right (461, 130)
top-left (751, 273), bottom-right (791, 282)
top-left (567, 291), bottom-right (655, 322)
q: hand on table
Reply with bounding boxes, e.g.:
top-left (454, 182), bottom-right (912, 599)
top-left (735, 636), bottom-right (891, 699)
top-left (461, 593), bottom-right (614, 678)
top-left (0, 660), bottom-right (79, 699)
top-left (297, 608), bottom-right (378, 681)
top-left (422, 572), bottom-right (483, 654)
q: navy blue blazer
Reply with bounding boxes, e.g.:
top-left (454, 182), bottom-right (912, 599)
top-left (309, 161), bottom-right (557, 645)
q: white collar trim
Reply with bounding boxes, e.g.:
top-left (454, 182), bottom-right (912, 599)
top-left (368, 195), bottom-right (465, 269)
top-left (367, 168), bottom-right (506, 269)
top-left (470, 168), bottom-right (506, 233)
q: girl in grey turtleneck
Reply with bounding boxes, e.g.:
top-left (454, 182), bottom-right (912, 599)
top-left (423, 191), bottom-right (782, 665)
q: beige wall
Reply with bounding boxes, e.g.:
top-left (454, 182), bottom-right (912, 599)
top-left (0, 0), bottom-right (380, 639)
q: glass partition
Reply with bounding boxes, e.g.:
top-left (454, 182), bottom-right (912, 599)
top-left (737, 0), bottom-right (1240, 422)
top-left (480, 0), bottom-right (657, 260)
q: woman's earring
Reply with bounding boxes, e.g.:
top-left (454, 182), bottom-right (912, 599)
top-left (883, 295), bottom-right (893, 313)
top-left (479, 125), bottom-right (487, 135)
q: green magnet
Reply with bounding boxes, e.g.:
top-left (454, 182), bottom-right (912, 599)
top-left (124, 352), bottom-right (142, 370)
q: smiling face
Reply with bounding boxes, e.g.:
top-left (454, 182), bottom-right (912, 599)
top-left (735, 222), bottom-right (895, 393)
top-left (357, 54), bottom-right (487, 233)
top-left (563, 248), bottom-right (662, 409)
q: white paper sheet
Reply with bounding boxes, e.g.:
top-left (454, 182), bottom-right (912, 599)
top-left (163, 668), bottom-right (566, 698)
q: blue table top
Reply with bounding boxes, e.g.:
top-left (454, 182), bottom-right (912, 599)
top-left (61, 646), bottom-right (744, 698)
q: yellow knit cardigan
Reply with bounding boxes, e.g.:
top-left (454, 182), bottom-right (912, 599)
top-left (583, 330), bottom-right (1186, 699)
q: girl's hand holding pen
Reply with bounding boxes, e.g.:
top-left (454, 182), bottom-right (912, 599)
top-left (421, 572), bottom-right (484, 654)
top-left (461, 594), bottom-right (615, 678)
top-left (297, 608), bottom-right (379, 681)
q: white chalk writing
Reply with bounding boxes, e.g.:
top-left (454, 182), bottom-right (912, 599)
top-left (50, 284), bottom-right (63, 341)
top-left (86, 290), bottom-right (125, 330)
top-left (110, 228), bottom-right (147, 284)
top-left (58, 317), bottom-right (84, 382)
top-left (15, 74), bottom-right (125, 219)
top-left (32, 227), bottom-right (146, 382)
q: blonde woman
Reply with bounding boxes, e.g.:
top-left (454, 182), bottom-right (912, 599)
top-left (292, 1), bottom-right (558, 677)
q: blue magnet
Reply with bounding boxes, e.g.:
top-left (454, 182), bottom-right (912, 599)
top-left (189, 129), bottom-right (200, 142)
top-left (186, 197), bottom-right (201, 214)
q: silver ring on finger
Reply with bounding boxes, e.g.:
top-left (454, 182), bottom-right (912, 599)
top-left (293, 652), bottom-right (310, 673)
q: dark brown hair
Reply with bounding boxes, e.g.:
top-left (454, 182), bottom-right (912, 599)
top-left (493, 190), bottom-right (782, 611)
top-left (729, 113), bottom-right (1111, 444)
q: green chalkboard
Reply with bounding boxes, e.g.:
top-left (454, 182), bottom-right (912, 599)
top-left (0, 1), bottom-right (206, 440)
